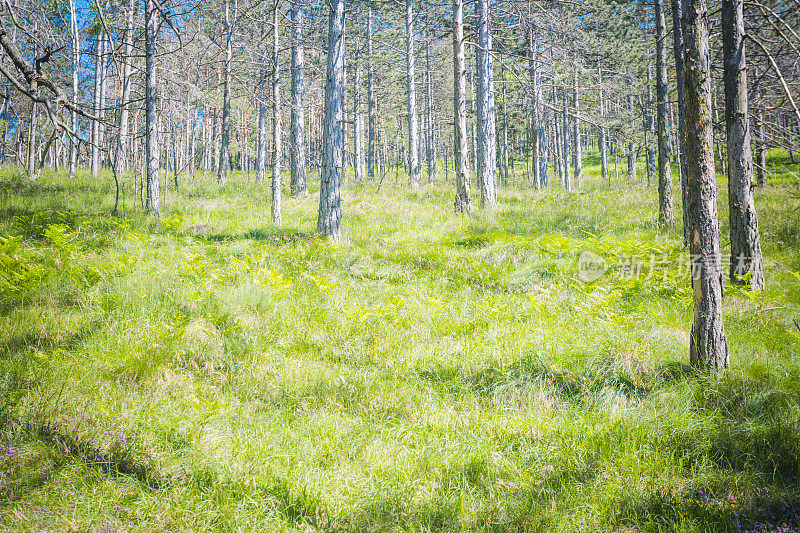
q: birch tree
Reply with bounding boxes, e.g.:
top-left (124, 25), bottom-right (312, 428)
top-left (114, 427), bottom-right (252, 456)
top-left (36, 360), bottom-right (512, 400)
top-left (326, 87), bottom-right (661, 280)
top-left (453, 0), bottom-right (470, 213)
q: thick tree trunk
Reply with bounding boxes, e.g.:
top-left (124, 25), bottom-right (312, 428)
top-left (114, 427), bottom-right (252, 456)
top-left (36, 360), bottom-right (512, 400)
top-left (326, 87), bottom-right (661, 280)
top-left (367, 9), bottom-right (376, 180)
top-left (272, 2), bottom-right (282, 224)
top-left (722, 0), bottom-right (763, 289)
top-left (318, 0), bottom-right (344, 240)
top-left (673, 0), bottom-right (690, 244)
top-left (453, 0), bottom-right (471, 213)
top-left (683, 0), bottom-right (729, 370)
top-left (145, 0), bottom-right (160, 216)
top-left (656, 0), bottom-right (674, 226)
top-left (290, 0), bottom-right (308, 194)
top-left (217, 0), bottom-right (232, 186)
top-left (475, 0), bottom-right (497, 207)
top-left (406, 0), bottom-right (420, 190)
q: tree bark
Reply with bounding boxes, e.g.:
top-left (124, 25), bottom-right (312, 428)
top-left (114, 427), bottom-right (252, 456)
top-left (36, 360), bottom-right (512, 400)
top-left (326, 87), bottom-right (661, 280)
top-left (145, 0), bottom-right (160, 216)
top-left (563, 86), bottom-right (571, 191)
top-left (290, 0), bottom-right (308, 194)
top-left (475, 0), bottom-right (497, 207)
top-left (453, 0), bottom-right (471, 213)
top-left (683, 0), bottom-right (729, 370)
top-left (656, 0), bottom-right (675, 226)
top-left (673, 0), bottom-right (690, 244)
top-left (217, 0), bottom-right (233, 186)
top-left (117, 0), bottom-right (134, 175)
top-left (722, 0), bottom-right (764, 289)
top-left (406, 0), bottom-right (420, 190)
top-left (367, 9), bottom-right (376, 181)
top-left (318, 0), bottom-right (344, 240)
top-left (354, 33), bottom-right (365, 183)
top-left (598, 66), bottom-right (609, 185)
top-left (272, 2), bottom-right (282, 224)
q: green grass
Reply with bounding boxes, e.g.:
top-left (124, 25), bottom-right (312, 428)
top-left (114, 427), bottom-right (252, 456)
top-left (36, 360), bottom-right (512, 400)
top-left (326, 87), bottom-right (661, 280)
top-left (0, 150), bottom-right (799, 532)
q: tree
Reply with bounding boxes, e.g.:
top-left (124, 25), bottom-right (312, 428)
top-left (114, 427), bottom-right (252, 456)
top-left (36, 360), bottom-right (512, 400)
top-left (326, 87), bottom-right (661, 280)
top-left (318, 0), bottom-right (344, 241)
top-left (272, 1), bottom-right (282, 225)
top-left (217, 0), bottom-right (233, 187)
top-left (672, 0), bottom-right (689, 243)
top-left (683, 0), bottom-right (728, 370)
top-left (145, 0), bottom-right (160, 215)
top-left (722, 0), bottom-right (764, 289)
top-left (453, 0), bottom-right (470, 213)
top-left (405, 0), bottom-right (419, 190)
top-left (475, 0), bottom-right (496, 208)
top-left (655, 0), bottom-right (674, 226)
top-left (290, 0), bottom-right (307, 195)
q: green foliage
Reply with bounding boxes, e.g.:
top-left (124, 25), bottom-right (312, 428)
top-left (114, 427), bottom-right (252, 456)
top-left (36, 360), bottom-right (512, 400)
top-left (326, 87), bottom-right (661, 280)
top-left (0, 152), bottom-right (799, 531)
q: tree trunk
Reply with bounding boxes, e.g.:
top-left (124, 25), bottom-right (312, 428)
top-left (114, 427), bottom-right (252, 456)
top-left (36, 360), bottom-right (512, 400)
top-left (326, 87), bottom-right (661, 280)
top-left (354, 34), bottom-right (365, 183)
top-left (68, 0), bottom-right (79, 177)
top-left (318, 0), bottom-right (344, 240)
top-left (367, 9), bottom-right (376, 180)
top-left (217, 0), bottom-right (233, 186)
top-left (145, 0), bottom-right (160, 216)
top-left (755, 76), bottom-right (767, 186)
top-left (572, 67), bottom-right (581, 187)
top-left (117, 0), bottom-right (134, 175)
top-left (91, 36), bottom-right (103, 177)
top-left (453, 0), bottom-right (471, 213)
top-left (722, 0), bottom-right (763, 289)
top-left (272, 2), bottom-right (282, 224)
top-left (406, 0), bottom-right (419, 190)
top-left (683, 0), bottom-right (729, 370)
top-left (290, 0), bottom-right (308, 194)
top-left (672, 0), bottom-right (690, 244)
top-left (257, 38), bottom-right (268, 184)
top-left (656, 0), bottom-right (674, 226)
top-left (475, 0), bottom-right (497, 207)
top-left (598, 66), bottom-right (609, 185)
top-left (563, 87), bottom-right (571, 191)
top-left (425, 25), bottom-right (436, 184)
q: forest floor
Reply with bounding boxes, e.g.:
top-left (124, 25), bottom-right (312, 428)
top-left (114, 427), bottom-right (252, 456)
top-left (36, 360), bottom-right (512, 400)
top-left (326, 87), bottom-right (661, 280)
top-left (1, 151), bottom-right (799, 532)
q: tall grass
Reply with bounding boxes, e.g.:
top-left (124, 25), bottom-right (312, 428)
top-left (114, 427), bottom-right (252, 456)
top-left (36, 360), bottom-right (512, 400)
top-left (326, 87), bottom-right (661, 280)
top-left (0, 151), bottom-right (799, 532)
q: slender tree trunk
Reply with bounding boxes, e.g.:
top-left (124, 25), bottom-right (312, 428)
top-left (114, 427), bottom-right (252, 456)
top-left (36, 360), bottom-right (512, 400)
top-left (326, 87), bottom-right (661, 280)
top-left (645, 67), bottom-right (656, 187)
top-left (572, 67), bottom-right (581, 187)
top-left (563, 87), bottom-right (571, 191)
top-left (453, 0), bottom-right (471, 213)
top-left (722, 0), bottom-right (763, 289)
top-left (755, 74), bottom-right (767, 186)
top-left (354, 34), bottom-right (365, 183)
top-left (145, 0), bottom-right (160, 216)
top-left (290, 0), bottom-right (308, 194)
top-left (0, 86), bottom-right (9, 165)
top-left (318, 0), bottom-right (344, 240)
top-left (425, 24), bottom-right (436, 184)
top-left (406, 0), bottom-right (420, 190)
top-left (656, 0), bottom-right (674, 225)
top-left (217, 0), bottom-right (233, 186)
top-left (501, 65), bottom-right (509, 187)
top-left (91, 36), bottom-right (103, 177)
top-left (68, 0), bottom-right (79, 176)
top-left (272, 2), bottom-right (282, 224)
top-left (598, 66), bottom-right (609, 185)
top-left (627, 93), bottom-right (637, 182)
top-left (673, 0), bottom-right (690, 244)
top-left (367, 9), bottom-right (376, 180)
top-left (117, 0), bottom-right (134, 175)
top-left (257, 32), bottom-right (268, 184)
top-left (684, 0), bottom-right (728, 370)
top-left (475, 0), bottom-right (497, 207)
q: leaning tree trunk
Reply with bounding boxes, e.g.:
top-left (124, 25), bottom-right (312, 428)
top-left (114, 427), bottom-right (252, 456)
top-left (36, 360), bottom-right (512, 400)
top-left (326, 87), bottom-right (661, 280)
top-left (655, 0), bottom-right (674, 226)
top-left (217, 0), bottom-right (232, 187)
top-left (405, 0), bottom-right (420, 190)
top-left (453, 0), bottom-right (471, 213)
top-left (145, 0), bottom-right (160, 216)
top-left (318, 0), bottom-right (344, 240)
top-left (722, 0), bottom-right (763, 289)
top-left (475, 0), bottom-right (497, 208)
top-left (290, 0), bottom-right (308, 194)
top-left (673, 0), bottom-right (690, 244)
top-left (684, 0), bottom-right (729, 370)
top-left (272, 2), bottom-right (282, 225)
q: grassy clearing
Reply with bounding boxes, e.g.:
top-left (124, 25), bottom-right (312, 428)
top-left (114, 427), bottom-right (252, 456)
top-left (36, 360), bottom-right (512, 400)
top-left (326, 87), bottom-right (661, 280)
top-left (1, 151), bottom-right (799, 532)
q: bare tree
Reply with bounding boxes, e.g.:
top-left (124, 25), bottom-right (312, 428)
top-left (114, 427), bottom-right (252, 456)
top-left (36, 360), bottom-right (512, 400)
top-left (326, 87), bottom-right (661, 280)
top-left (290, 0), bottom-right (307, 195)
top-left (475, 0), bottom-right (497, 207)
top-left (453, 0), bottom-right (470, 213)
top-left (406, 0), bottom-right (419, 190)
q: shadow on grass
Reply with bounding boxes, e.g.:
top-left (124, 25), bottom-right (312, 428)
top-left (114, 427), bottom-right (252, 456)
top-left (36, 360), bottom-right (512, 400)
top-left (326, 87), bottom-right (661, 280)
top-left (202, 228), bottom-right (318, 246)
